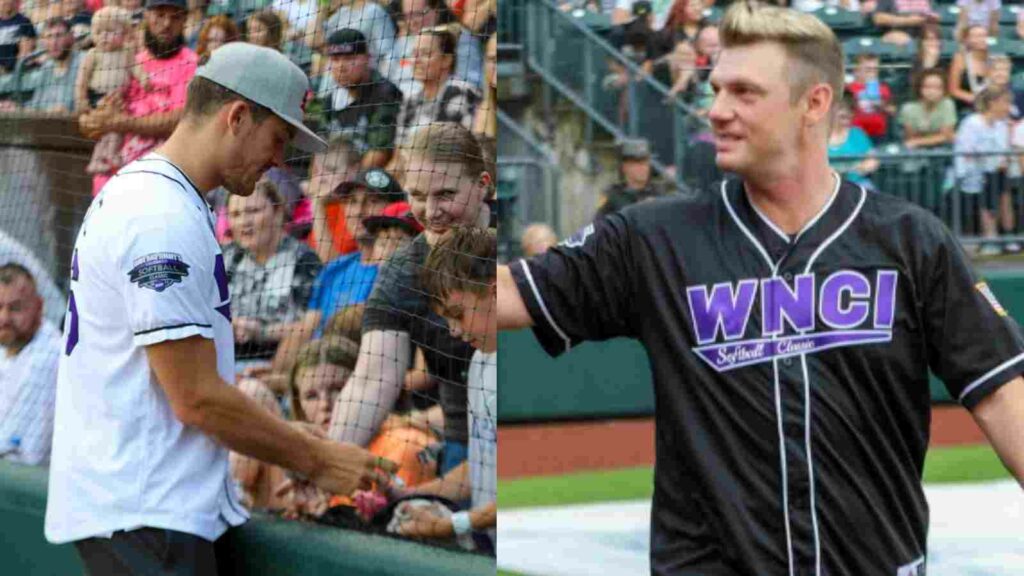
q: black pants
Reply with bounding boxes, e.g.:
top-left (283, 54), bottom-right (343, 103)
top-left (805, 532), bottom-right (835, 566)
top-left (74, 528), bottom-right (218, 576)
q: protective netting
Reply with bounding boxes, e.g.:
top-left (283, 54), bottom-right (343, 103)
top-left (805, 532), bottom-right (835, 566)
top-left (0, 0), bottom-right (496, 564)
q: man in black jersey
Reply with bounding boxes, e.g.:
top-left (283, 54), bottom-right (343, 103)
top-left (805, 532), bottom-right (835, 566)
top-left (497, 3), bottom-right (1024, 575)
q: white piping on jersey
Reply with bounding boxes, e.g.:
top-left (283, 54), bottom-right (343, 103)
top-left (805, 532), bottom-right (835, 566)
top-left (722, 177), bottom-right (864, 576)
top-left (518, 259), bottom-right (573, 354)
top-left (721, 180), bottom-right (795, 576)
top-left (744, 173), bottom-right (841, 245)
top-left (799, 183), bottom-right (867, 576)
top-left (958, 350), bottom-right (1024, 402)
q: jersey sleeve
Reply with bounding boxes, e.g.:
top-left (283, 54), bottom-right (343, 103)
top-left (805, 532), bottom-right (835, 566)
top-left (923, 222), bottom-right (1024, 409)
top-left (508, 213), bottom-right (637, 357)
top-left (116, 210), bottom-right (216, 348)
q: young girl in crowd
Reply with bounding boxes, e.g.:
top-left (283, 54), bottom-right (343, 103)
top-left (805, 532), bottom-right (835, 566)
top-left (75, 6), bottom-right (148, 175)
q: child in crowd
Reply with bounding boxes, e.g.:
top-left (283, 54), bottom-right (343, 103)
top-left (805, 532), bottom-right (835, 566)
top-left (847, 53), bottom-right (894, 141)
top-left (75, 6), bottom-right (148, 175)
top-left (392, 225), bottom-right (497, 550)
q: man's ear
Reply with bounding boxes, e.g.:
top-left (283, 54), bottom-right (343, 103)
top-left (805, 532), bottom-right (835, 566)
top-left (223, 100), bottom-right (251, 137)
top-left (804, 83), bottom-right (834, 127)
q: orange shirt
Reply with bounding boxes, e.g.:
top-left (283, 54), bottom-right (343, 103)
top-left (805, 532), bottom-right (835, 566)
top-left (310, 204), bottom-right (359, 256)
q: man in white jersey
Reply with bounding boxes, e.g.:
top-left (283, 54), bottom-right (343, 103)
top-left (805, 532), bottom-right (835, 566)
top-left (45, 43), bottom-right (396, 575)
top-left (396, 226), bottom-right (497, 550)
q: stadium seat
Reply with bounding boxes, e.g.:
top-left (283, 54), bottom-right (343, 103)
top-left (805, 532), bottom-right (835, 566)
top-left (567, 8), bottom-right (614, 34)
top-left (1000, 5), bottom-right (1022, 26)
top-left (701, 6), bottom-right (724, 24)
top-left (842, 37), bottom-right (915, 61)
top-left (938, 5), bottom-right (960, 27)
top-left (812, 7), bottom-right (866, 34)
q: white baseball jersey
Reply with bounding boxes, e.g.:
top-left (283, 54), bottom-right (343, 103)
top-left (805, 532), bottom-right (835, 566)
top-left (468, 349), bottom-right (496, 545)
top-left (45, 154), bottom-right (249, 544)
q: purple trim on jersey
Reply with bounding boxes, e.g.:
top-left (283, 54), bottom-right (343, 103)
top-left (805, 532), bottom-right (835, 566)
top-left (694, 330), bottom-right (893, 372)
top-left (214, 254), bottom-right (229, 302)
top-left (65, 291), bottom-right (78, 356)
top-left (71, 250), bottom-right (79, 281)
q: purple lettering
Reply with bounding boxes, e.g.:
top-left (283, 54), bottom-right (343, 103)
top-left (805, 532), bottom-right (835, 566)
top-left (819, 271), bottom-right (870, 329)
top-left (874, 271), bottom-right (898, 329)
top-left (762, 273), bottom-right (816, 336)
top-left (687, 280), bottom-right (758, 345)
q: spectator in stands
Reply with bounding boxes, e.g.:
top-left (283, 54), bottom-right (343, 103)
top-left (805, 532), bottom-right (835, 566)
top-left (396, 28), bottom-right (482, 144)
top-left (329, 122), bottom-right (489, 482)
top-left (77, 7), bottom-right (148, 174)
top-left (520, 223), bottom-right (558, 257)
top-left (27, 0), bottom-right (62, 31)
top-left (910, 23), bottom-right (942, 81)
top-left (60, 0), bottom-right (91, 40)
top-left (0, 264), bottom-right (59, 466)
top-left (195, 14), bottom-right (239, 64)
top-left (306, 136), bottom-right (365, 261)
top-left (397, 225), bottom-right (497, 550)
top-left (246, 9), bottom-right (284, 51)
top-left (654, 0), bottom-right (704, 58)
top-left (472, 33), bottom-right (495, 140)
top-left (382, 0), bottom-right (482, 101)
top-left (182, 0), bottom-right (204, 46)
top-left (872, 0), bottom-right (939, 46)
top-left (362, 199), bottom-right (423, 265)
top-left (693, 22), bottom-right (718, 78)
top-left (792, 0), bottom-right (861, 11)
top-left (272, 0), bottom-right (318, 47)
top-left (828, 92), bottom-right (879, 188)
top-left (0, 231), bottom-right (64, 328)
top-left (596, 138), bottom-right (673, 219)
top-left (0, 0), bottom-right (37, 74)
top-left (948, 24), bottom-right (990, 114)
top-left (954, 85), bottom-right (1013, 253)
top-left (78, 0), bottom-right (198, 196)
top-left (613, 0), bottom-right (673, 30)
top-left (899, 68), bottom-right (957, 149)
top-left (317, 0), bottom-right (396, 71)
top-left (454, 0), bottom-right (495, 36)
top-left (18, 16), bottom-right (80, 112)
top-left (320, 28), bottom-right (403, 168)
top-left (986, 54), bottom-right (1024, 118)
top-left (228, 374), bottom-right (290, 510)
top-left (224, 179), bottom-right (323, 369)
top-left (956, 0), bottom-right (1000, 39)
top-left (847, 53), bottom-right (894, 141)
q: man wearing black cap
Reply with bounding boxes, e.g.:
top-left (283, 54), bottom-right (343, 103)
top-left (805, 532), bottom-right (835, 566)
top-left (320, 27), bottom-right (403, 169)
top-left (78, 0), bottom-right (198, 196)
top-left (595, 137), bottom-right (674, 219)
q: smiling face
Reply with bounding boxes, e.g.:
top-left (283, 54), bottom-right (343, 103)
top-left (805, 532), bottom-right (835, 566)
top-left (411, 33), bottom-right (452, 84)
top-left (404, 155), bottom-right (487, 245)
top-left (339, 187), bottom-right (390, 242)
top-left (708, 42), bottom-right (812, 179)
top-left (226, 183), bottom-right (284, 253)
top-left (919, 72), bottom-right (945, 103)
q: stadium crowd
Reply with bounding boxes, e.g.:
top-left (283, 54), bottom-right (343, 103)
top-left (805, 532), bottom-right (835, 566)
top-left (557, 0), bottom-right (1024, 256)
top-left (0, 0), bottom-right (498, 557)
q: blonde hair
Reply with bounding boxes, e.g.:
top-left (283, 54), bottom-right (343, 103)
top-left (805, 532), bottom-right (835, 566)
top-left (288, 337), bottom-right (360, 422)
top-left (720, 1), bottom-right (844, 107)
top-left (91, 6), bottom-right (131, 36)
top-left (398, 122), bottom-right (492, 195)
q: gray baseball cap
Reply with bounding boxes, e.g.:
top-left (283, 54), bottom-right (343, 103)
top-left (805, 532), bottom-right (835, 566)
top-left (196, 43), bottom-right (327, 153)
top-left (620, 138), bottom-right (651, 160)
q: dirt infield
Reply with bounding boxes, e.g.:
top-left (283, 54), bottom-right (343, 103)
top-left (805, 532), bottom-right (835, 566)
top-left (498, 405), bottom-right (986, 479)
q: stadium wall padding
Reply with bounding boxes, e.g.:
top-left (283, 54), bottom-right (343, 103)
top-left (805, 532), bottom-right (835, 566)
top-left (498, 269), bottom-right (1024, 422)
top-left (0, 461), bottom-right (495, 576)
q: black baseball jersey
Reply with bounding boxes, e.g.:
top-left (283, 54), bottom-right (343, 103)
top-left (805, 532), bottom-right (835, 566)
top-left (509, 177), bottom-right (1024, 576)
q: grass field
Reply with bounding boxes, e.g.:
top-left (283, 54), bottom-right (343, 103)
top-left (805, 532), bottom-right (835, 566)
top-left (496, 443), bottom-right (1010, 576)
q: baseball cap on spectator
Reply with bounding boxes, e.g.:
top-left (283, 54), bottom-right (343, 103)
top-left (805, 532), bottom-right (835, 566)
top-left (620, 138), bottom-right (651, 160)
top-left (332, 168), bottom-right (406, 202)
top-left (326, 28), bottom-right (368, 56)
top-left (196, 42), bottom-right (327, 153)
top-left (363, 202), bottom-right (424, 236)
top-left (632, 1), bottom-right (652, 17)
top-left (145, 0), bottom-right (186, 9)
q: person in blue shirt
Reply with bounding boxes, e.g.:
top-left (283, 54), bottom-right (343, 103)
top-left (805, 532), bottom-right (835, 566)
top-left (268, 169), bottom-right (407, 376)
top-left (828, 91), bottom-right (880, 189)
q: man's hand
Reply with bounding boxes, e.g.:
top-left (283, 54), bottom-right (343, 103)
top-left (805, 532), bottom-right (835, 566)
top-left (396, 502), bottom-right (455, 539)
top-left (275, 478), bottom-right (331, 520)
top-left (79, 107), bottom-right (122, 139)
top-left (308, 439), bottom-right (398, 496)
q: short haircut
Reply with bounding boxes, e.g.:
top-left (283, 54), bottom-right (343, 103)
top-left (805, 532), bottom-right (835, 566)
top-left (912, 67), bottom-right (946, 98)
top-left (44, 16), bottom-right (70, 34)
top-left (976, 85), bottom-right (1011, 112)
top-left (720, 1), bottom-right (845, 109)
top-left (323, 304), bottom-right (366, 343)
top-left (421, 225), bottom-right (497, 310)
top-left (182, 75), bottom-right (275, 124)
top-left (0, 263), bottom-right (35, 288)
top-left (288, 336), bottom-right (361, 422)
top-left (399, 122), bottom-right (490, 187)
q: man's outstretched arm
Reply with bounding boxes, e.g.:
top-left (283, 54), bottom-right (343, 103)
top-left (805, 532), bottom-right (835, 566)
top-left (498, 264), bottom-right (533, 330)
top-left (972, 375), bottom-right (1024, 488)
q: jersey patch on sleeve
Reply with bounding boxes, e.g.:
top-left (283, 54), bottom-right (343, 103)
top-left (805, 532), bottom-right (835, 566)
top-left (975, 282), bottom-right (1007, 317)
top-left (128, 253), bottom-right (191, 293)
top-left (561, 223), bottom-right (595, 248)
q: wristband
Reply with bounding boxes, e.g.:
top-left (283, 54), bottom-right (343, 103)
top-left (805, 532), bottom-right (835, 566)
top-left (451, 511), bottom-right (472, 537)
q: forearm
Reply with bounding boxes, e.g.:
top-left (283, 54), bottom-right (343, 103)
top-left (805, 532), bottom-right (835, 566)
top-left (191, 373), bottom-right (322, 479)
top-left (111, 109), bottom-right (183, 137)
top-left (972, 377), bottom-right (1024, 487)
top-left (497, 265), bottom-right (534, 330)
top-left (328, 330), bottom-right (410, 446)
top-left (411, 461), bottom-right (471, 501)
top-left (909, 131), bottom-right (954, 147)
top-left (361, 148), bottom-right (392, 169)
top-left (469, 502), bottom-right (496, 530)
